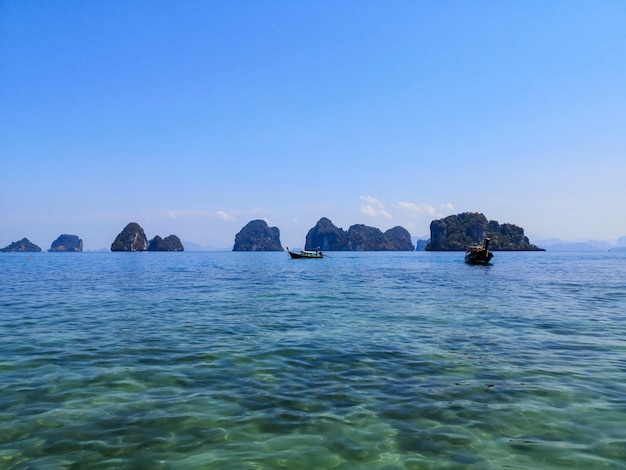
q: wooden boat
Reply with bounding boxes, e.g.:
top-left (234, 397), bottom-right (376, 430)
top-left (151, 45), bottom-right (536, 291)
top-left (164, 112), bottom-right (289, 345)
top-left (287, 247), bottom-right (324, 259)
top-left (465, 238), bottom-right (494, 265)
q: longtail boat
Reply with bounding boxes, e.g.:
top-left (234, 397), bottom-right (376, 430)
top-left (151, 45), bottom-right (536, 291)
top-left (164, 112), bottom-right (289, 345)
top-left (287, 247), bottom-right (324, 259)
top-left (465, 238), bottom-right (494, 265)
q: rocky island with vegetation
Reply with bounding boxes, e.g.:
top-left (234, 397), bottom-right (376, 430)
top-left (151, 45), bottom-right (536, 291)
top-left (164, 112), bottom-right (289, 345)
top-left (111, 222), bottom-right (184, 252)
top-left (305, 217), bottom-right (414, 251)
top-left (148, 235), bottom-right (184, 251)
top-left (1, 213), bottom-right (552, 253)
top-left (425, 212), bottom-right (543, 251)
top-left (49, 234), bottom-right (83, 252)
top-left (111, 222), bottom-right (149, 252)
top-left (0, 238), bottom-right (42, 252)
top-left (231, 217), bottom-right (414, 251)
top-left (233, 220), bottom-right (283, 251)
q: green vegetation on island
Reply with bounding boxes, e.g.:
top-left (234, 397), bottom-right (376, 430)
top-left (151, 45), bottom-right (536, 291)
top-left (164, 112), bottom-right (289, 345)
top-left (0, 238), bottom-right (42, 252)
top-left (111, 222), bottom-right (184, 252)
top-left (111, 222), bottom-right (149, 252)
top-left (50, 234), bottom-right (83, 252)
top-left (305, 217), bottom-right (414, 251)
top-left (233, 220), bottom-right (283, 251)
top-left (425, 212), bottom-right (543, 251)
top-left (148, 235), bottom-right (184, 251)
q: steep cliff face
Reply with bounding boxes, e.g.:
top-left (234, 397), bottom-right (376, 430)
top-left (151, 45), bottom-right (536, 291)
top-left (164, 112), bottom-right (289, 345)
top-left (428, 213), bottom-right (489, 251)
top-left (425, 212), bottom-right (543, 251)
top-left (305, 217), bottom-right (348, 251)
top-left (233, 220), bottom-right (283, 251)
top-left (49, 234), bottom-right (83, 252)
top-left (347, 224), bottom-right (389, 250)
top-left (384, 226), bottom-right (415, 251)
top-left (148, 235), bottom-right (184, 251)
top-left (0, 238), bottom-right (41, 252)
top-left (111, 222), bottom-right (148, 251)
top-left (487, 221), bottom-right (537, 250)
top-left (305, 218), bottom-right (414, 251)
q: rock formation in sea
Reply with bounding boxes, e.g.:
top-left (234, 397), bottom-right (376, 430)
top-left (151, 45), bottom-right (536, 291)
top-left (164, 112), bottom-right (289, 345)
top-left (233, 220), bottom-right (283, 251)
top-left (382, 226), bottom-right (415, 251)
top-left (425, 212), bottom-right (543, 251)
top-left (304, 217), bottom-right (348, 251)
top-left (111, 222), bottom-right (148, 252)
top-left (345, 224), bottom-right (388, 251)
top-left (305, 218), bottom-right (415, 251)
top-left (148, 235), bottom-right (184, 251)
top-left (49, 234), bottom-right (83, 252)
top-left (0, 238), bottom-right (42, 252)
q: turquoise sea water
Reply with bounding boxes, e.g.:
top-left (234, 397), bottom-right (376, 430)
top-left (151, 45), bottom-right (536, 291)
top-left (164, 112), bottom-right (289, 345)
top-left (1, 251), bottom-right (626, 469)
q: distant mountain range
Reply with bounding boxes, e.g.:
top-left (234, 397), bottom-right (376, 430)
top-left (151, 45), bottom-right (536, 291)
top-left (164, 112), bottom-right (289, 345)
top-left (411, 235), bottom-right (626, 252)
top-left (182, 234), bottom-right (626, 253)
top-left (534, 237), bottom-right (626, 252)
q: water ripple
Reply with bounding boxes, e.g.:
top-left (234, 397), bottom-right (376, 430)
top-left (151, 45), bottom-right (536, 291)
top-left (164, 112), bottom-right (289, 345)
top-left (1, 251), bottom-right (626, 468)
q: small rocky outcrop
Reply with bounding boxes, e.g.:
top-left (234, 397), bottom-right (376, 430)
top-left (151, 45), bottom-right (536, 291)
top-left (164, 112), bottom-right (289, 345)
top-left (111, 222), bottom-right (148, 252)
top-left (0, 238), bottom-right (42, 252)
top-left (148, 235), bottom-right (184, 251)
top-left (233, 220), bottom-right (283, 251)
top-left (305, 218), bottom-right (414, 251)
top-left (383, 226), bottom-right (415, 251)
top-left (425, 212), bottom-right (543, 251)
top-left (49, 234), bottom-right (83, 252)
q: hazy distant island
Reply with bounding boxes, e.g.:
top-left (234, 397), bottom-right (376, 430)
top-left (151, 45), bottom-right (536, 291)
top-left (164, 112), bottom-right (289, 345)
top-left (50, 234), bottom-right (83, 252)
top-left (425, 212), bottom-right (543, 251)
top-left (0, 238), bottom-right (42, 252)
top-left (535, 235), bottom-right (626, 252)
top-left (111, 222), bottom-right (184, 251)
top-left (305, 217), bottom-right (414, 251)
top-left (415, 238), bottom-right (430, 251)
top-left (233, 220), bottom-right (283, 251)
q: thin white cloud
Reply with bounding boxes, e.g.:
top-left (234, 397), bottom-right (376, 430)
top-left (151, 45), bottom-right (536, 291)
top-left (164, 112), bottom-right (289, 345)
top-left (361, 195), bottom-right (380, 206)
top-left (396, 202), bottom-right (418, 212)
top-left (397, 201), bottom-right (437, 216)
top-left (217, 210), bottom-right (236, 221)
top-left (360, 196), bottom-right (392, 219)
top-left (441, 202), bottom-right (454, 211)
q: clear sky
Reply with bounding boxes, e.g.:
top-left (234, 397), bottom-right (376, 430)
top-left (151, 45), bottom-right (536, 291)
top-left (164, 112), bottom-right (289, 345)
top-left (2, 1), bottom-right (625, 250)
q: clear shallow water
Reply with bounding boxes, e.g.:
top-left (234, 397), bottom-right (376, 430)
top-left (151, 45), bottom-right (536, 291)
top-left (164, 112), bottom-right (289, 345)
top-left (1, 251), bottom-right (626, 469)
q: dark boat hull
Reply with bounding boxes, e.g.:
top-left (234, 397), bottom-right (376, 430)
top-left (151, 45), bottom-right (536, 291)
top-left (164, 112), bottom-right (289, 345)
top-left (465, 251), bottom-right (494, 265)
top-left (288, 249), bottom-right (324, 259)
top-left (465, 237), bottom-right (494, 265)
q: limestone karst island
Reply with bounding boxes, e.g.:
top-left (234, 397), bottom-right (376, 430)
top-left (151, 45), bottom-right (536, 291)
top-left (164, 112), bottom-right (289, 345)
top-left (425, 212), bottom-right (543, 251)
top-left (231, 213), bottom-right (541, 252)
top-left (110, 222), bottom-right (184, 252)
top-left (1, 213), bottom-right (544, 253)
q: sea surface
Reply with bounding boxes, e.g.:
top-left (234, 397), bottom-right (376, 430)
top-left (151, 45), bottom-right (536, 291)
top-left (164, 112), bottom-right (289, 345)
top-left (1, 250), bottom-right (626, 469)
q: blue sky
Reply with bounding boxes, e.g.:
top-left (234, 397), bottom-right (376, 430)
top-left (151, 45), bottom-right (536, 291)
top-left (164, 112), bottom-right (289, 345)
top-left (2, 1), bottom-right (625, 250)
